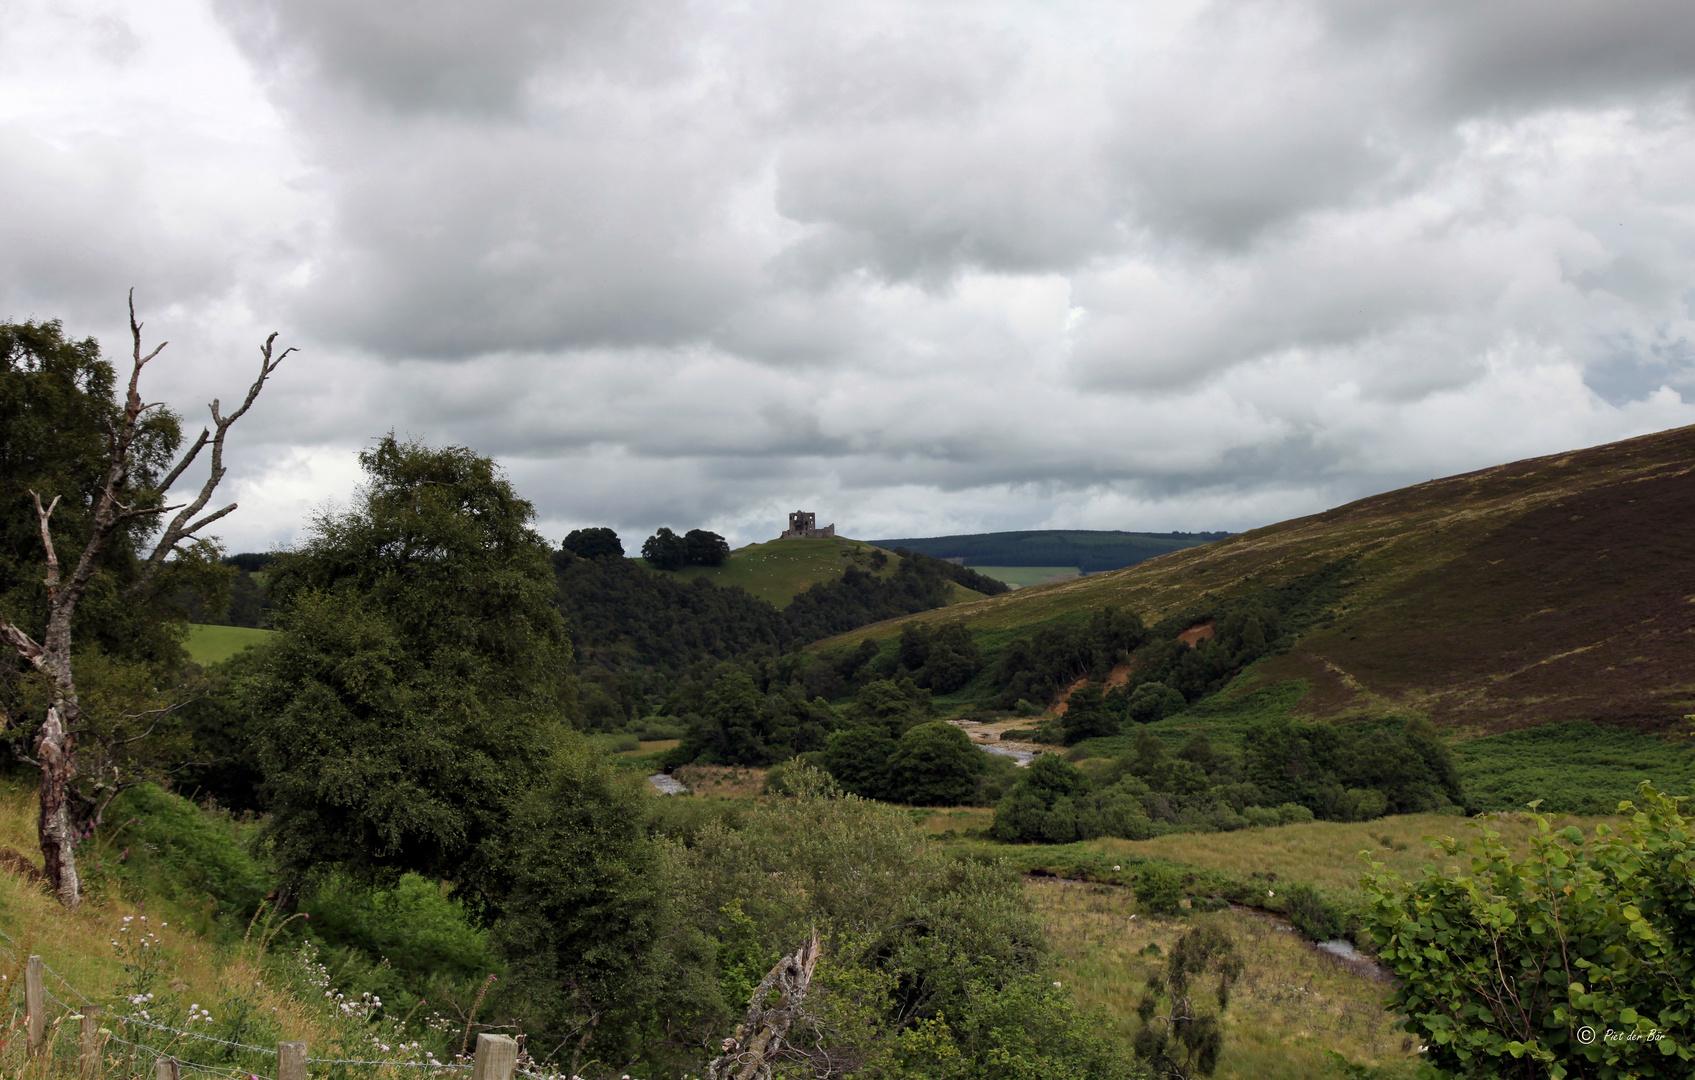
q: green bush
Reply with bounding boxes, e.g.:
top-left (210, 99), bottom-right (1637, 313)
top-left (1276, 802), bottom-right (1314, 825)
top-left (1362, 783), bottom-right (1695, 1078)
top-left (1278, 883), bottom-right (1345, 941)
top-left (887, 722), bottom-right (985, 806)
top-left (636, 719), bottom-right (685, 741)
top-left (1136, 864), bottom-right (1185, 916)
top-left (102, 783), bottom-right (271, 923)
top-left (304, 872), bottom-right (494, 980)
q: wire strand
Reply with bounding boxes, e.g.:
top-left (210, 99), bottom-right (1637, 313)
top-left (102, 1030), bottom-right (277, 1080)
top-left (112, 1013), bottom-right (280, 1055)
top-left (305, 1059), bottom-right (470, 1069)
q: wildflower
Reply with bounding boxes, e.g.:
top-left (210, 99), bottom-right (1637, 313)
top-left (1268, 889), bottom-right (1275, 898)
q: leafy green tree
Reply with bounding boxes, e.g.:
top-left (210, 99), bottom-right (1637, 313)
top-left (990, 753), bottom-right (1155, 843)
top-left (848, 676), bottom-right (934, 734)
top-left (888, 721), bottom-right (984, 806)
top-left (677, 768), bottom-right (1140, 1078)
top-left (678, 668), bottom-right (768, 764)
top-left (483, 737), bottom-right (678, 1075)
top-left (1242, 717), bottom-right (1340, 811)
top-left (641, 527), bottom-right (687, 570)
top-left (682, 528), bottom-right (730, 567)
top-left (245, 435), bottom-right (570, 889)
top-left (561, 526), bottom-right (623, 559)
top-left (822, 723), bottom-right (897, 800)
top-left (1361, 785), bottom-right (1695, 1079)
top-left (1062, 684), bottom-right (1119, 744)
top-left (1124, 682), bottom-right (1187, 724)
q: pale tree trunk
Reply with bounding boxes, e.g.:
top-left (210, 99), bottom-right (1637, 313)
top-left (0, 293), bottom-right (289, 909)
top-left (37, 702), bottom-right (80, 907)
top-left (708, 932), bottom-right (822, 1080)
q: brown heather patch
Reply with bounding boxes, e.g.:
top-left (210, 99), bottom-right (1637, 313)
top-left (1030, 878), bottom-right (1419, 1080)
top-left (814, 424), bottom-right (1695, 736)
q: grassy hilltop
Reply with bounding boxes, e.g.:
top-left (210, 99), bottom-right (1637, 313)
top-left (818, 424), bottom-right (1695, 736)
top-left (661, 535), bottom-right (986, 608)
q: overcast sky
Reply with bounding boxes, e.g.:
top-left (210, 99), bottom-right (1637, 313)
top-left (5, 0), bottom-right (1693, 551)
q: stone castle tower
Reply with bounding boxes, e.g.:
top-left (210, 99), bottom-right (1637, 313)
top-left (780, 511), bottom-right (836, 539)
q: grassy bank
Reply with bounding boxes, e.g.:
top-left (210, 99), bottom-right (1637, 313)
top-left (1031, 879), bottom-right (1417, 1080)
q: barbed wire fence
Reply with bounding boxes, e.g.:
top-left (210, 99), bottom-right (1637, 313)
top-left (0, 926), bottom-right (532, 1080)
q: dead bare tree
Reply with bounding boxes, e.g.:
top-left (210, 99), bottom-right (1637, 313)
top-left (0, 292), bottom-right (290, 909)
top-left (708, 932), bottom-right (823, 1080)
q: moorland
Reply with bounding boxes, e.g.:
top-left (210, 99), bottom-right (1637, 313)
top-left (2, 312), bottom-right (1692, 1080)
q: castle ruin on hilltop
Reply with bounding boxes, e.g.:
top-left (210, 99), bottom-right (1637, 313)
top-left (780, 511), bottom-right (836, 539)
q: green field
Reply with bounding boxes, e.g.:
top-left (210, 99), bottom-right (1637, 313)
top-left (186, 623), bottom-right (275, 664)
top-left (1451, 720), bottom-right (1695, 813)
top-left (971, 565), bottom-right (1080, 588)
top-left (1066, 678), bottom-right (1695, 814)
top-left (658, 536), bottom-right (984, 608)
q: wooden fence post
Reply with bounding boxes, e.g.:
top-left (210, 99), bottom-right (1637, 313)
top-left (154, 1058), bottom-right (179, 1080)
top-left (25, 955), bottom-right (44, 1054)
top-left (80, 1004), bottom-right (102, 1077)
top-left (278, 1040), bottom-right (308, 1080)
top-left (471, 1034), bottom-right (518, 1080)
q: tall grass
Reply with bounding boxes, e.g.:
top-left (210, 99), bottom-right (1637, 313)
top-left (1452, 720), bottom-right (1695, 813)
top-left (1030, 879), bottom-right (1417, 1080)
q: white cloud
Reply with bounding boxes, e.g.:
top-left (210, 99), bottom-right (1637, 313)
top-left (2, 0), bottom-right (1693, 553)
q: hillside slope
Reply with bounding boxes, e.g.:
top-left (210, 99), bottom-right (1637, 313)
top-left (867, 529), bottom-right (1228, 572)
top-left (668, 536), bottom-right (984, 608)
top-left (821, 425), bottom-right (1695, 734)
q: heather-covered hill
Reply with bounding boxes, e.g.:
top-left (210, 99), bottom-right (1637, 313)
top-left (820, 424), bottom-right (1695, 734)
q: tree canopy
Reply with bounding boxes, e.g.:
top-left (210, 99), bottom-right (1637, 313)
top-left (245, 434), bottom-right (571, 887)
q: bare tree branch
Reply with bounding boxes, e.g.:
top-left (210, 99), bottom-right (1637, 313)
top-left (130, 329), bottom-right (292, 592)
top-left (0, 291), bottom-right (289, 910)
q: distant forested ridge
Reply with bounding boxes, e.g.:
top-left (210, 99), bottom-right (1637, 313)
top-left (557, 541), bottom-right (997, 674)
top-left (870, 529), bottom-right (1230, 572)
top-left (554, 548), bottom-right (791, 672)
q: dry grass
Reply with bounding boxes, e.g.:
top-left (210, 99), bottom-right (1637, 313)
top-left (1030, 878), bottom-right (1418, 1080)
top-left (914, 808), bottom-right (995, 835)
top-left (0, 785), bottom-right (362, 1079)
top-left (1069, 811), bottom-right (1615, 906)
top-left (671, 765), bottom-right (769, 800)
top-left (616, 739), bottom-right (680, 756)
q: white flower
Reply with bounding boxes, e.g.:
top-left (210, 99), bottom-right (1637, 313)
top-left (1268, 890), bottom-right (1275, 897)
top-left (1052, 981), bottom-right (1062, 987)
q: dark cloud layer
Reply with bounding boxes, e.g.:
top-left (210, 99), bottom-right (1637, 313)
top-left (1, 0), bottom-right (1692, 550)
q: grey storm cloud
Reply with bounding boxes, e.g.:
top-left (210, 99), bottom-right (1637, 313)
top-left (1, 0), bottom-right (1694, 551)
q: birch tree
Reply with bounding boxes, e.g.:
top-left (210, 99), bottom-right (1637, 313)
top-left (0, 293), bottom-right (288, 909)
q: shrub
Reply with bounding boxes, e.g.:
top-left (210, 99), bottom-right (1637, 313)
top-left (636, 719), bottom-right (685, 741)
top-left (887, 722), bottom-right (985, 806)
top-left (823, 724), bottom-right (898, 800)
top-left (1276, 802), bottom-right (1314, 825)
top-left (1242, 805), bottom-right (1282, 828)
top-left (1136, 864), bottom-right (1185, 917)
top-left (1336, 787), bottom-right (1389, 822)
top-left (1280, 883), bottom-right (1345, 942)
top-left (1362, 783), bottom-right (1695, 1078)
